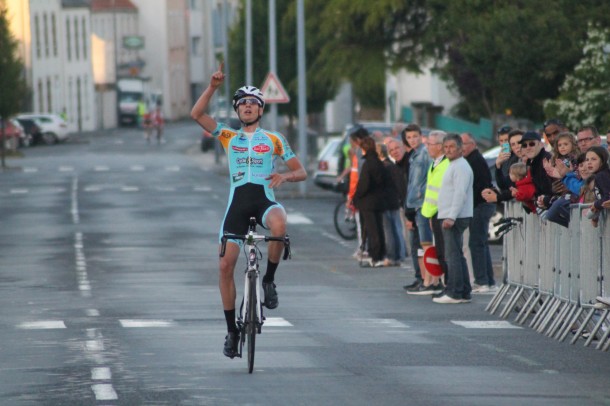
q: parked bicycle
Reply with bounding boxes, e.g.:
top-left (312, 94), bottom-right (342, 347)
top-left (220, 217), bottom-right (291, 373)
top-left (334, 199), bottom-right (357, 240)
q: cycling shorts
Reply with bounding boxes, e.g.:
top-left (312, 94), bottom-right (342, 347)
top-left (220, 183), bottom-right (284, 244)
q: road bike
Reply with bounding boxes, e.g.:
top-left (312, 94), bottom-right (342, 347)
top-left (220, 217), bottom-right (291, 373)
top-left (333, 200), bottom-right (357, 240)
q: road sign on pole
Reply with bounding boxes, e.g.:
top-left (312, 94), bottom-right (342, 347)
top-left (260, 72), bottom-right (290, 104)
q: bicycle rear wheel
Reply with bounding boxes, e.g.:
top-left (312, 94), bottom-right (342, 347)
top-left (247, 275), bottom-right (257, 373)
top-left (334, 200), bottom-right (357, 240)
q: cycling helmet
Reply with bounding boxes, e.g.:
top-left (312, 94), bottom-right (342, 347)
top-left (232, 86), bottom-right (265, 111)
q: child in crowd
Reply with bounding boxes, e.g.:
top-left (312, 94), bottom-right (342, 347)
top-left (586, 146), bottom-right (610, 227)
top-left (509, 162), bottom-right (537, 213)
top-left (544, 152), bottom-right (588, 227)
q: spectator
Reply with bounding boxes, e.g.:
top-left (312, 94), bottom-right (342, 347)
top-left (542, 118), bottom-right (568, 151)
top-left (509, 162), bottom-right (537, 213)
top-left (339, 126), bottom-right (369, 260)
top-left (411, 130), bottom-right (448, 295)
top-left (404, 124), bottom-right (433, 293)
top-left (517, 131), bottom-right (553, 211)
top-left (587, 146), bottom-right (610, 226)
top-left (397, 126), bottom-right (423, 289)
top-left (487, 130), bottom-right (524, 203)
top-left (577, 125), bottom-right (602, 153)
top-left (544, 152), bottom-right (588, 227)
top-left (353, 137), bottom-right (387, 267)
top-left (461, 132), bottom-right (496, 293)
top-left (377, 142), bottom-right (407, 266)
top-left (494, 126), bottom-right (514, 185)
top-left (433, 134), bottom-right (474, 304)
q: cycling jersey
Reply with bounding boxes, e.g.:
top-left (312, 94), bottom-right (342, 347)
top-left (213, 122), bottom-right (296, 241)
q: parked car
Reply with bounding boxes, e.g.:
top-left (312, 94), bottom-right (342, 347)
top-left (15, 117), bottom-right (43, 146)
top-left (0, 118), bottom-right (26, 149)
top-left (16, 113), bottom-right (69, 144)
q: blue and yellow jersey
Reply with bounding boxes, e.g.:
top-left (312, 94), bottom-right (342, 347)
top-left (213, 122), bottom-right (296, 199)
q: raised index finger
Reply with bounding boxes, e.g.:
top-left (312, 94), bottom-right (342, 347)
top-left (218, 62), bottom-right (224, 73)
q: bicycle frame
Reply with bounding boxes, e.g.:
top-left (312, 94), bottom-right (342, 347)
top-left (219, 217), bottom-right (291, 371)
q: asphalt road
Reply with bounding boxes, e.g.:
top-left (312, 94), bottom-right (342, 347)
top-left (0, 122), bottom-right (608, 406)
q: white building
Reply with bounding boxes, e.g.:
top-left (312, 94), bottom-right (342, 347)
top-left (130, 0), bottom-right (191, 121)
top-left (7, 0), bottom-right (96, 133)
top-left (90, 0), bottom-right (141, 128)
top-left (187, 0), bottom-right (217, 104)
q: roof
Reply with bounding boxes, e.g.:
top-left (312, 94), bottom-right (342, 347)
top-left (90, 0), bottom-right (138, 12)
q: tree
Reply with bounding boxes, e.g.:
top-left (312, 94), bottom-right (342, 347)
top-left (544, 25), bottom-right (610, 131)
top-left (0, 2), bottom-right (27, 168)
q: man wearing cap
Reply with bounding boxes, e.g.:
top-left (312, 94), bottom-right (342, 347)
top-left (519, 131), bottom-right (553, 207)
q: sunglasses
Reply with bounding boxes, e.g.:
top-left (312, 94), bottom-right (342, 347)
top-left (520, 141), bottom-right (538, 148)
top-left (236, 98), bottom-right (262, 107)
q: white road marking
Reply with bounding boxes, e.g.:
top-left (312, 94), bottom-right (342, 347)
top-left (264, 317), bottom-right (293, 327)
top-left (10, 189), bottom-right (28, 194)
top-left (91, 384), bottom-right (118, 401)
top-left (17, 321), bottom-right (66, 329)
top-left (86, 340), bottom-right (105, 351)
top-left (130, 165), bottom-right (145, 171)
top-left (91, 367), bottom-right (112, 380)
top-left (84, 186), bottom-right (102, 192)
top-left (86, 309), bottom-right (100, 317)
top-left (193, 186), bottom-right (212, 192)
top-left (165, 166), bottom-right (181, 172)
top-left (321, 231), bottom-right (352, 248)
top-left (119, 319), bottom-right (174, 328)
top-left (23, 167), bottom-right (38, 173)
top-left (348, 318), bottom-right (408, 328)
top-left (71, 177), bottom-right (79, 224)
top-left (287, 213), bottom-right (313, 224)
top-left (451, 320), bottom-right (522, 329)
top-left (59, 166), bottom-right (74, 172)
top-left (94, 166), bottom-right (109, 172)
top-left (121, 186), bottom-right (139, 192)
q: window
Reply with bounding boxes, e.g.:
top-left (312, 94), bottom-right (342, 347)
top-left (47, 78), bottom-right (52, 113)
top-left (43, 13), bottom-right (49, 57)
top-left (34, 15), bottom-right (41, 58)
top-left (51, 14), bottom-right (57, 56)
top-left (37, 80), bottom-right (44, 112)
top-left (82, 17), bottom-right (87, 59)
top-left (66, 20), bottom-right (71, 60)
top-left (191, 36), bottom-right (201, 55)
top-left (74, 18), bottom-right (79, 60)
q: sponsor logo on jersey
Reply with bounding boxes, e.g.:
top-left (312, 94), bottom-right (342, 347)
top-left (252, 143), bottom-right (271, 154)
top-left (236, 157), bottom-right (263, 165)
top-left (232, 146), bottom-right (248, 152)
top-left (232, 171), bottom-right (245, 182)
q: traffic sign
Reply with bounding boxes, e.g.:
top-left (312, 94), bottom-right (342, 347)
top-left (260, 72), bottom-right (290, 104)
top-left (423, 246), bottom-right (443, 276)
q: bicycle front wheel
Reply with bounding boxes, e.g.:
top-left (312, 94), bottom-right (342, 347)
top-left (247, 275), bottom-right (257, 373)
top-left (334, 201), bottom-right (357, 240)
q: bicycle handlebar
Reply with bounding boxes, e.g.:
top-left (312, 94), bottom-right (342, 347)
top-left (219, 233), bottom-right (291, 260)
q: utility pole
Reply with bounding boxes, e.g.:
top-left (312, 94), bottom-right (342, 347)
top-left (268, 0), bottom-right (278, 130)
top-left (245, 0), bottom-right (252, 85)
top-left (296, 0), bottom-right (307, 195)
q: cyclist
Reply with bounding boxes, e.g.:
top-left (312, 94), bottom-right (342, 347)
top-left (190, 64), bottom-right (307, 359)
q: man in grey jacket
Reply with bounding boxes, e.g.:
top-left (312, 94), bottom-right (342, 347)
top-left (433, 134), bottom-right (474, 304)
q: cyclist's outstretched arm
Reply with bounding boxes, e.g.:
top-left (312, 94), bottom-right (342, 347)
top-left (191, 63), bottom-right (224, 133)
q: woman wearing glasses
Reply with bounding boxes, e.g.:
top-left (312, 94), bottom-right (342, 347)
top-left (191, 64), bottom-right (307, 359)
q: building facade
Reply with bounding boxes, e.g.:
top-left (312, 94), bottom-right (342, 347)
top-left (7, 0), bottom-right (96, 133)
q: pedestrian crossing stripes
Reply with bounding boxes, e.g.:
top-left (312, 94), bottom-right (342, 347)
top-left (15, 318), bottom-right (519, 330)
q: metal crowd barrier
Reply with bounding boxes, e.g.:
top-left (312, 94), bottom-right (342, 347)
top-left (486, 201), bottom-right (610, 351)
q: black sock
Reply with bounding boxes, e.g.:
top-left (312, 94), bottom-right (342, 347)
top-left (263, 260), bottom-right (279, 284)
top-left (224, 309), bottom-right (237, 333)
